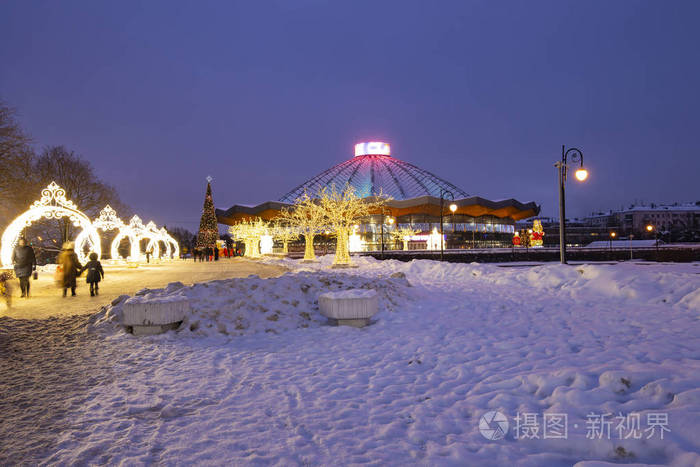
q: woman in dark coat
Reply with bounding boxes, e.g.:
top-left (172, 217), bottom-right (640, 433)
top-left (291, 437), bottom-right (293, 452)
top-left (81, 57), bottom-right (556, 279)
top-left (58, 242), bottom-right (82, 297)
top-left (84, 252), bottom-right (104, 296)
top-left (12, 237), bottom-right (36, 298)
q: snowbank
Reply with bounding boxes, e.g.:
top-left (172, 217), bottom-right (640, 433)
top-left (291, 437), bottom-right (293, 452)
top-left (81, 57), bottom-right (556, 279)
top-left (264, 255), bottom-right (700, 310)
top-left (88, 271), bottom-right (413, 338)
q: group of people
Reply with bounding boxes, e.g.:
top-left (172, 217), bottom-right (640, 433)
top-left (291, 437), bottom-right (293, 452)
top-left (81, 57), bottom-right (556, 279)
top-left (192, 246), bottom-right (241, 262)
top-left (56, 241), bottom-right (104, 297)
top-left (0, 238), bottom-right (105, 307)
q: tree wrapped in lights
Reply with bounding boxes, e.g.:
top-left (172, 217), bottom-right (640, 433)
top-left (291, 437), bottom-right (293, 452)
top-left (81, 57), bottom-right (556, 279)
top-left (197, 178), bottom-right (218, 250)
top-left (269, 220), bottom-right (299, 255)
top-left (316, 184), bottom-right (388, 267)
top-left (275, 193), bottom-right (326, 262)
top-left (228, 218), bottom-right (267, 258)
top-left (391, 226), bottom-right (419, 251)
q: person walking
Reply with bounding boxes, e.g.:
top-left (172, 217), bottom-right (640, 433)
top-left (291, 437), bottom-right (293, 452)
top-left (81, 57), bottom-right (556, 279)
top-left (11, 237), bottom-right (36, 298)
top-left (58, 242), bottom-right (82, 297)
top-left (84, 252), bottom-right (104, 297)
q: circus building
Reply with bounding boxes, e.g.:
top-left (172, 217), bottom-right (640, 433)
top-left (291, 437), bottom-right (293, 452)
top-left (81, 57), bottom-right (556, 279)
top-left (217, 142), bottom-right (540, 250)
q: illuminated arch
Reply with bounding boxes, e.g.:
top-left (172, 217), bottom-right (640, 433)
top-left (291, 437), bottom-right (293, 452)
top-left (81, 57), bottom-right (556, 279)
top-left (157, 228), bottom-right (172, 258)
top-left (110, 230), bottom-right (140, 261)
top-left (160, 227), bottom-right (180, 259)
top-left (140, 222), bottom-right (180, 260)
top-left (0, 182), bottom-right (101, 267)
top-left (140, 221), bottom-right (162, 259)
top-left (74, 205), bottom-right (129, 261)
top-left (115, 215), bottom-right (147, 261)
top-left (169, 236), bottom-right (180, 258)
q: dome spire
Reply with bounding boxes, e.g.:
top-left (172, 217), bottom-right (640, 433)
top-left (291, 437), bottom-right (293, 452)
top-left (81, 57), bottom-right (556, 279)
top-left (354, 142), bottom-right (390, 157)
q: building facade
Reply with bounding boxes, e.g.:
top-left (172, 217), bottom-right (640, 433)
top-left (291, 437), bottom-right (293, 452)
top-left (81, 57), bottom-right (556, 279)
top-left (519, 203), bottom-right (700, 247)
top-left (584, 203), bottom-right (700, 241)
top-left (218, 142), bottom-right (541, 250)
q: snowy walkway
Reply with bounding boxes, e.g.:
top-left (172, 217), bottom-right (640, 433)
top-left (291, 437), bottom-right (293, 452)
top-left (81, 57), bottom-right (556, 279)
top-left (0, 258), bottom-right (287, 320)
top-left (1, 258), bottom-right (699, 465)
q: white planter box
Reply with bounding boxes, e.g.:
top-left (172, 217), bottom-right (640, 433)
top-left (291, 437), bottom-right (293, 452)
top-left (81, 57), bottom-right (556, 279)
top-left (318, 289), bottom-right (378, 327)
top-left (122, 296), bottom-right (190, 335)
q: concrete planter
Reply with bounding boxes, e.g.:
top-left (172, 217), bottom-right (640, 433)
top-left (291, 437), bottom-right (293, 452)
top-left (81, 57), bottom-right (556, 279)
top-left (318, 289), bottom-right (378, 327)
top-left (122, 296), bottom-right (190, 335)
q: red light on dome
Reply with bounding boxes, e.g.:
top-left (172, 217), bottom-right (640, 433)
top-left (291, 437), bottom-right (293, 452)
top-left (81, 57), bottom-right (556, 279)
top-left (354, 142), bottom-right (390, 157)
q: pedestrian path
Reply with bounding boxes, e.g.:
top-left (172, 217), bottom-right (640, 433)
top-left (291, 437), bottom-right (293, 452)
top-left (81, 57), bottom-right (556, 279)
top-left (1, 258), bottom-right (287, 320)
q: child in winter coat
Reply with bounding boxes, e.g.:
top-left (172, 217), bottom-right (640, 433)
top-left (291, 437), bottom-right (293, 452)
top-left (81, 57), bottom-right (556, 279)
top-left (84, 252), bottom-right (104, 296)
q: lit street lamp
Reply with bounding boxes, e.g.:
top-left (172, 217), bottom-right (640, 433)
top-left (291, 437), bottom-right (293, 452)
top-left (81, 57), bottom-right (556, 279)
top-left (439, 189), bottom-right (454, 261)
top-left (555, 145), bottom-right (588, 264)
top-left (609, 231), bottom-right (617, 251)
top-left (646, 224), bottom-right (659, 258)
top-left (449, 202), bottom-right (457, 233)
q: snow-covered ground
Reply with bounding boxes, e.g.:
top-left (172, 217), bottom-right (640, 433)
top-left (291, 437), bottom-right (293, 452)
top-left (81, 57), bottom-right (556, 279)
top-left (1, 258), bottom-right (287, 320)
top-left (2, 257), bottom-right (699, 465)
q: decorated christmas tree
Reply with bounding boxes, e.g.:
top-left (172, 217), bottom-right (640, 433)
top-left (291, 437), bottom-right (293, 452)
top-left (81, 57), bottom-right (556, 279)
top-left (196, 177), bottom-right (219, 249)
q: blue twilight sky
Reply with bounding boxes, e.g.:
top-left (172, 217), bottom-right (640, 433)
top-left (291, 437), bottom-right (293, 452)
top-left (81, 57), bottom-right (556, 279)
top-left (1, 0), bottom-right (698, 231)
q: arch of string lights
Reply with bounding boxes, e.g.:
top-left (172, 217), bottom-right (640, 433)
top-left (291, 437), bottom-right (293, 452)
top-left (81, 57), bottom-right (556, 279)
top-left (1, 182), bottom-right (101, 267)
top-left (0, 183), bottom-right (181, 266)
top-left (279, 142), bottom-right (469, 203)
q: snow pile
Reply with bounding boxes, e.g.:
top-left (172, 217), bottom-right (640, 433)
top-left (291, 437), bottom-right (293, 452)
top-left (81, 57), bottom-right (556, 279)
top-left (264, 256), bottom-right (700, 310)
top-left (87, 271), bottom-right (413, 338)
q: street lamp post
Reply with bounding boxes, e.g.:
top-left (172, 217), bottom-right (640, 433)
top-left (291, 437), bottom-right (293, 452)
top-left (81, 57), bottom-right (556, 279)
top-left (379, 211), bottom-right (394, 259)
top-left (387, 216), bottom-right (395, 254)
top-left (555, 145), bottom-right (588, 264)
top-left (439, 189), bottom-right (454, 261)
top-left (380, 212), bottom-right (385, 259)
top-left (609, 231), bottom-right (617, 252)
top-left (471, 221), bottom-right (475, 249)
top-left (630, 234), bottom-right (634, 260)
top-left (646, 224), bottom-right (658, 259)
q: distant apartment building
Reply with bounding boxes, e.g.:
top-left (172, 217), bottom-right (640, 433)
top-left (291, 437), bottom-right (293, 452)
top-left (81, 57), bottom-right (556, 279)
top-left (584, 203), bottom-right (700, 240)
top-left (517, 202), bottom-right (700, 246)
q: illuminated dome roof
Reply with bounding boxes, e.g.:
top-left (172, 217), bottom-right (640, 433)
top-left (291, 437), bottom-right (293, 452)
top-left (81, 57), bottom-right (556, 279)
top-left (279, 142), bottom-right (469, 202)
